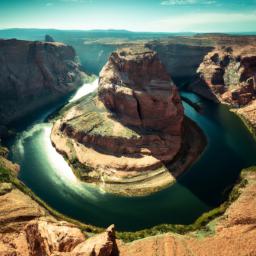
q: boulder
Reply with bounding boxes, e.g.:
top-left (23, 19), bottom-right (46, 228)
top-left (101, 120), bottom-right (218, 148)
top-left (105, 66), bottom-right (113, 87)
top-left (72, 225), bottom-right (118, 256)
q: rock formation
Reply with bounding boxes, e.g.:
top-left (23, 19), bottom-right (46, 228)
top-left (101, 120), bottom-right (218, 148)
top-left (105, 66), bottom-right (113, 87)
top-left (1, 149), bottom-right (256, 255)
top-left (198, 46), bottom-right (256, 107)
top-left (51, 47), bottom-right (206, 196)
top-left (198, 45), bottom-right (256, 134)
top-left (98, 47), bottom-right (184, 135)
top-left (0, 39), bottom-right (85, 125)
top-left (118, 167), bottom-right (256, 256)
top-left (0, 148), bottom-right (118, 256)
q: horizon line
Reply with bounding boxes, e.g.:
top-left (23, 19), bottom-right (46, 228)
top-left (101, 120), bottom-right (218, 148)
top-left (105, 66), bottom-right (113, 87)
top-left (0, 27), bottom-right (256, 35)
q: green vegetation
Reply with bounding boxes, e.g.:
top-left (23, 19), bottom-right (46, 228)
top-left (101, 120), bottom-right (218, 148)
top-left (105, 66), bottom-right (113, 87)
top-left (116, 166), bottom-right (256, 242)
top-left (70, 159), bottom-right (94, 179)
top-left (1, 142), bottom-right (255, 242)
top-left (224, 61), bottom-right (241, 90)
top-left (83, 74), bottom-right (98, 84)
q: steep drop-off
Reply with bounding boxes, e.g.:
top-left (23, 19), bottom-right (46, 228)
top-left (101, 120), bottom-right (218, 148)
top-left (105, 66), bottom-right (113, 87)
top-left (0, 39), bottom-right (85, 127)
top-left (0, 148), bottom-right (118, 256)
top-left (1, 148), bottom-right (256, 255)
top-left (51, 47), bottom-right (206, 196)
top-left (198, 45), bottom-right (256, 135)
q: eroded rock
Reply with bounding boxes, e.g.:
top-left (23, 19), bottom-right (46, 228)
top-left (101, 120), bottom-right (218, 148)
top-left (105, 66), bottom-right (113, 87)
top-left (51, 47), bottom-right (206, 196)
top-left (98, 47), bottom-right (183, 135)
top-left (198, 46), bottom-right (256, 107)
top-left (73, 225), bottom-right (118, 256)
top-left (25, 220), bottom-right (85, 255)
top-left (0, 39), bottom-right (85, 125)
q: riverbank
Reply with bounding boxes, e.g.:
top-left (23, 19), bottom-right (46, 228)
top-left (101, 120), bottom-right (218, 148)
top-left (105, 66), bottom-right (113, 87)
top-left (118, 166), bottom-right (256, 256)
top-left (1, 148), bottom-right (256, 255)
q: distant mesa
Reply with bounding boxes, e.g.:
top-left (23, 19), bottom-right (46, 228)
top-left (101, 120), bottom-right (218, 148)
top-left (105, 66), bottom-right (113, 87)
top-left (51, 46), bottom-right (206, 196)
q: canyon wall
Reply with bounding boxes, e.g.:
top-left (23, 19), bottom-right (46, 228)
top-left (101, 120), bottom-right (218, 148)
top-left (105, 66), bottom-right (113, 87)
top-left (0, 39), bottom-right (85, 126)
top-left (0, 147), bottom-right (118, 256)
top-left (1, 147), bottom-right (256, 256)
top-left (147, 42), bottom-right (213, 84)
top-left (198, 45), bottom-right (256, 134)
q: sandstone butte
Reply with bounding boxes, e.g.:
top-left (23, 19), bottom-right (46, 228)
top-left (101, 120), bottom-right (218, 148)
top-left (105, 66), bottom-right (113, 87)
top-left (1, 147), bottom-right (256, 256)
top-left (0, 39), bottom-right (85, 129)
top-left (196, 45), bottom-right (256, 136)
top-left (51, 47), bottom-right (206, 196)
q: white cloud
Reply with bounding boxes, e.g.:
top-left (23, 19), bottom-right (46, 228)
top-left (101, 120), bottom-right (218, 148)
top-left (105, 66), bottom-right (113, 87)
top-left (161, 0), bottom-right (216, 5)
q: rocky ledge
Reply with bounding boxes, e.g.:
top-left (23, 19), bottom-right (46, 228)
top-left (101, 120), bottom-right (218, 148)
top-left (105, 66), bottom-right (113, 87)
top-left (197, 45), bottom-right (256, 135)
top-left (118, 167), bottom-right (256, 256)
top-left (0, 148), bottom-right (119, 256)
top-left (1, 150), bottom-right (256, 255)
top-left (0, 39), bottom-right (85, 126)
top-left (51, 47), bottom-right (206, 196)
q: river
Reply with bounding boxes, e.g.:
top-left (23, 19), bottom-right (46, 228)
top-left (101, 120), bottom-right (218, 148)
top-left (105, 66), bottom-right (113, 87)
top-left (6, 78), bottom-right (256, 231)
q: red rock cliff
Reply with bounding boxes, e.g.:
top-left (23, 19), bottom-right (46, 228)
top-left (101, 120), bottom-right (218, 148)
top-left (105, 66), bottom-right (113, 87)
top-left (98, 47), bottom-right (184, 135)
top-left (0, 39), bottom-right (85, 125)
top-left (198, 46), bottom-right (256, 107)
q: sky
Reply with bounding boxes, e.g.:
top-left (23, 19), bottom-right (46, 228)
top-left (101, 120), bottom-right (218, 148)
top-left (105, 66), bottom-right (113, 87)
top-left (0, 0), bottom-right (256, 32)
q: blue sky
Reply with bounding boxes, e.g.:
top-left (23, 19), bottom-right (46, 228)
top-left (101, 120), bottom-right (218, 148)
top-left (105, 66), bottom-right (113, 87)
top-left (0, 0), bottom-right (256, 32)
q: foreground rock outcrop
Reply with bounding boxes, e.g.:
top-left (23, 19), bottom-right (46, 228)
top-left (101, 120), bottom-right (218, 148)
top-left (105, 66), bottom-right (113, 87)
top-left (0, 39), bottom-right (85, 126)
top-left (118, 167), bottom-right (256, 256)
top-left (1, 150), bottom-right (256, 255)
top-left (0, 150), bottom-right (118, 256)
top-left (51, 47), bottom-right (206, 196)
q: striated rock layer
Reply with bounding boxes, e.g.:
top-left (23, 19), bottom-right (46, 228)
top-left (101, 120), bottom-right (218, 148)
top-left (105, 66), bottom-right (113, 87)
top-left (0, 39), bottom-right (85, 126)
top-left (51, 47), bottom-right (206, 196)
top-left (98, 47), bottom-right (184, 135)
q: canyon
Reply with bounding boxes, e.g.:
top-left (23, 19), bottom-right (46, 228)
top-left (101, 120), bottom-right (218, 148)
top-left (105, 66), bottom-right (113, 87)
top-left (0, 34), bottom-right (256, 255)
top-left (51, 46), bottom-right (206, 196)
top-left (1, 147), bottom-right (256, 255)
